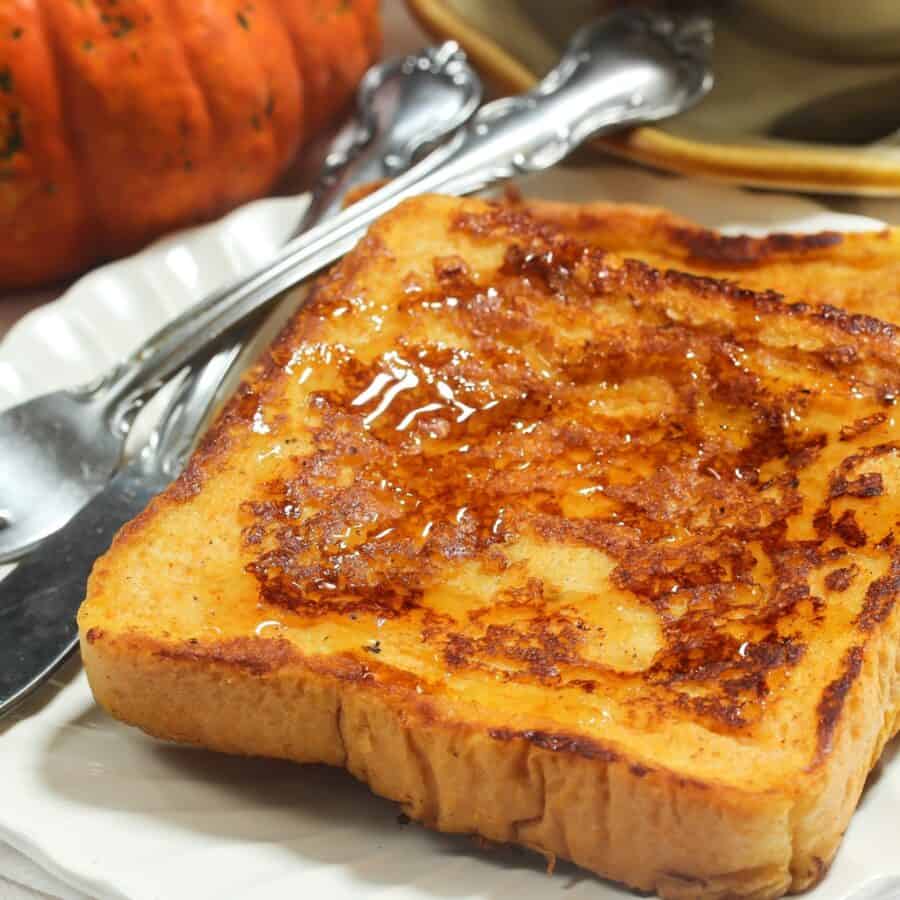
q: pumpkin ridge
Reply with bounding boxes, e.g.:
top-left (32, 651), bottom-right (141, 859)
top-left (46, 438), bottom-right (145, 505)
top-left (29, 0), bottom-right (95, 267)
top-left (245, 0), bottom-right (308, 165)
top-left (155, 0), bottom-right (218, 219)
top-left (275, 4), bottom-right (311, 158)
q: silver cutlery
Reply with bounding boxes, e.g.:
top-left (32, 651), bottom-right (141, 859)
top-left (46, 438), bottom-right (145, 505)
top-left (0, 41), bottom-right (481, 564)
top-left (0, 9), bottom-right (713, 567)
top-left (0, 348), bottom-right (238, 716)
top-left (0, 43), bottom-right (484, 715)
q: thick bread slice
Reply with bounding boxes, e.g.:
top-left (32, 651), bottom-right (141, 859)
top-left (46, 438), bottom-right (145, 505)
top-left (79, 195), bottom-right (900, 899)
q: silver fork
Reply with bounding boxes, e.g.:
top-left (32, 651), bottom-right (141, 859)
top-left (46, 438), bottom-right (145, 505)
top-left (0, 41), bottom-right (481, 564)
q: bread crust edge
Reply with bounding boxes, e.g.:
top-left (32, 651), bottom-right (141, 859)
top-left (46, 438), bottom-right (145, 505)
top-left (79, 618), bottom-right (899, 900)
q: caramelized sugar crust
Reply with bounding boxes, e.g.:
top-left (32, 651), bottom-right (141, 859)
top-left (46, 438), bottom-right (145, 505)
top-left (217, 198), bottom-right (900, 755)
top-left (85, 196), bottom-right (900, 788)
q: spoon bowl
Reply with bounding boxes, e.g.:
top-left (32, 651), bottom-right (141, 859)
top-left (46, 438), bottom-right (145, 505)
top-left (0, 391), bottom-right (122, 562)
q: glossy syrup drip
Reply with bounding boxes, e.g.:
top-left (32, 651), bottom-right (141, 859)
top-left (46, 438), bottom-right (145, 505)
top-left (239, 206), bottom-right (900, 736)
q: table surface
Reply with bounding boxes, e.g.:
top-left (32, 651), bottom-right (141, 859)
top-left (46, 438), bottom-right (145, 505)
top-left (5, 3), bottom-right (900, 898)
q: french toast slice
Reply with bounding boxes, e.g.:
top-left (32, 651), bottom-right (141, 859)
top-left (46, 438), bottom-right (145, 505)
top-left (78, 195), bottom-right (900, 900)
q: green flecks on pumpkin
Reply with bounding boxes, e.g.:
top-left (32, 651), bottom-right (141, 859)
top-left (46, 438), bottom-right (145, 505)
top-left (265, 92), bottom-right (276, 118)
top-left (10, 27), bottom-right (23, 40)
top-left (1, 110), bottom-right (24, 160)
top-left (82, 39), bottom-right (94, 51)
top-left (44, 181), bottom-right (57, 195)
top-left (236, 11), bottom-right (250, 30)
top-left (250, 112), bottom-right (262, 131)
top-left (184, 159), bottom-right (193, 172)
top-left (0, 67), bottom-right (12, 94)
top-left (101, 13), bottom-right (135, 38)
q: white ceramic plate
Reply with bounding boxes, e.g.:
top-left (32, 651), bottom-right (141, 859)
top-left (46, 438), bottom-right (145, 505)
top-left (0, 166), bottom-right (898, 900)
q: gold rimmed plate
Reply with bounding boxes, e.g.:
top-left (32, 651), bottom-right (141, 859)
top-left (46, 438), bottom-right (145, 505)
top-left (406, 0), bottom-right (900, 195)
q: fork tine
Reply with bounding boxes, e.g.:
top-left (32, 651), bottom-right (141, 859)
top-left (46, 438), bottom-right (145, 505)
top-left (153, 343), bottom-right (244, 478)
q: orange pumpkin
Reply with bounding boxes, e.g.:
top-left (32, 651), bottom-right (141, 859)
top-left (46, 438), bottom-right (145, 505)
top-left (0, 0), bottom-right (380, 290)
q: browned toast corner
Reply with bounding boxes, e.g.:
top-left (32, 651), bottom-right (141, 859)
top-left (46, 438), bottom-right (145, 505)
top-left (79, 195), bottom-right (900, 900)
top-left (510, 195), bottom-right (900, 323)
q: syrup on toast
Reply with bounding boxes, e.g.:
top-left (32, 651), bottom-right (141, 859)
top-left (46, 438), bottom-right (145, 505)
top-left (79, 195), bottom-right (900, 900)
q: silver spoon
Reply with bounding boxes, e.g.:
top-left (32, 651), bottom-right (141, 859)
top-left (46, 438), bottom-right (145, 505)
top-left (0, 42), bottom-right (481, 564)
top-left (0, 9), bottom-right (713, 564)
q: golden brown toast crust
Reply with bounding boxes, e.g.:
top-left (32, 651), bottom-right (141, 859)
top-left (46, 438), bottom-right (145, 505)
top-left (79, 196), bottom-right (900, 899)
top-left (510, 196), bottom-right (900, 324)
